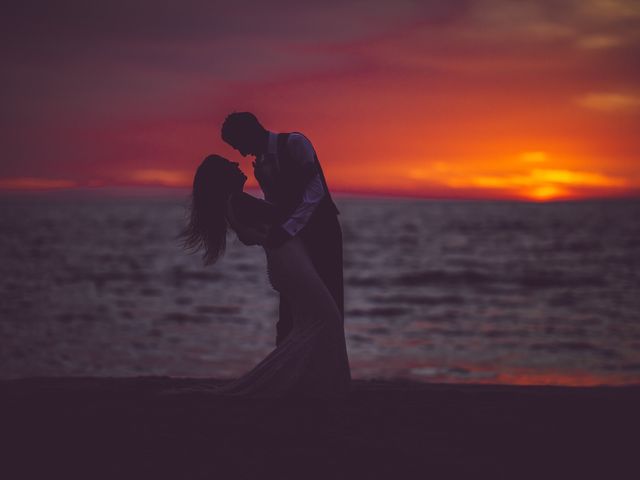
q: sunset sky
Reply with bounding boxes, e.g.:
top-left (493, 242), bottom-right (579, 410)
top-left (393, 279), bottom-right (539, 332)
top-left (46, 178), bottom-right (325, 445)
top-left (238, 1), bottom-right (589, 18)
top-left (2, 0), bottom-right (639, 200)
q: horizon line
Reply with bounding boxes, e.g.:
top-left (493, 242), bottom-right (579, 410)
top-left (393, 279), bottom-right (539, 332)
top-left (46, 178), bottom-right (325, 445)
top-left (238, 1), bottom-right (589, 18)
top-left (1, 184), bottom-right (639, 203)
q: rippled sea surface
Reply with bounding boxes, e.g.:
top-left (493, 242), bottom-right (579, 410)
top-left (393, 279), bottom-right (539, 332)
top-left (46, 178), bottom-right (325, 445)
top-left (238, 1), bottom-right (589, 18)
top-left (1, 193), bottom-right (639, 385)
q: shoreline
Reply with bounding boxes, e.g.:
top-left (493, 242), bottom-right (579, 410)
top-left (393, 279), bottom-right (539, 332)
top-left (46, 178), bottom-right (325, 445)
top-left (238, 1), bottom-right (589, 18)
top-left (2, 377), bottom-right (639, 478)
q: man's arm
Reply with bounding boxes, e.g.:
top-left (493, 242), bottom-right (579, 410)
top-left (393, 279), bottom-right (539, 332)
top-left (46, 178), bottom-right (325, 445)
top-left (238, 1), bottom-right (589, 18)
top-left (265, 133), bottom-right (325, 248)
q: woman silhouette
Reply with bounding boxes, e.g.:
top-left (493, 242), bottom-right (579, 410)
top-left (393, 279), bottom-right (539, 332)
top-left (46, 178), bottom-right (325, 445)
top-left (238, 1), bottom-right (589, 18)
top-left (179, 154), bottom-right (351, 397)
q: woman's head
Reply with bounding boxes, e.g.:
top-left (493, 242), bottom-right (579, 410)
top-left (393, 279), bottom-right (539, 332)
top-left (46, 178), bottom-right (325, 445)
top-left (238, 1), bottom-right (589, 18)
top-left (192, 154), bottom-right (247, 200)
top-left (180, 154), bottom-right (247, 265)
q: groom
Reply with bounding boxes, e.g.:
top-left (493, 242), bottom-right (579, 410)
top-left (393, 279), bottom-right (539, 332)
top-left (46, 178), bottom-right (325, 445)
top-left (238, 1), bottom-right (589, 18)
top-left (221, 112), bottom-right (343, 346)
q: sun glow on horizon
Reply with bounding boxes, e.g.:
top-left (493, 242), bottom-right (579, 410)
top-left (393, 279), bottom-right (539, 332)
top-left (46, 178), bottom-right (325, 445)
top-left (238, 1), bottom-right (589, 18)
top-left (445, 166), bottom-right (628, 201)
top-left (0, 149), bottom-right (637, 202)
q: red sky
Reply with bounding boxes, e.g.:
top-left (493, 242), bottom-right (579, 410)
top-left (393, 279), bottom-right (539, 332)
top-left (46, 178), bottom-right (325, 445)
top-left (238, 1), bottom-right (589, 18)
top-left (2, 0), bottom-right (640, 200)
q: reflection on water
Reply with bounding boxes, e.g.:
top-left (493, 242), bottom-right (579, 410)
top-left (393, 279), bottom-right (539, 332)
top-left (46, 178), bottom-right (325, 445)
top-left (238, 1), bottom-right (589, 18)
top-left (1, 194), bottom-right (639, 385)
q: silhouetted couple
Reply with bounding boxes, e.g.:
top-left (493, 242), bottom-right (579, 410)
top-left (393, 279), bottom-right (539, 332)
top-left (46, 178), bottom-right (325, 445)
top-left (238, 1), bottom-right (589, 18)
top-left (181, 112), bottom-right (350, 397)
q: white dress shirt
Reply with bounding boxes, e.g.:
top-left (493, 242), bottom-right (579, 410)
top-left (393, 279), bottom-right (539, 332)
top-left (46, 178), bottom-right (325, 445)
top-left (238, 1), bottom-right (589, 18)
top-left (256, 131), bottom-right (325, 237)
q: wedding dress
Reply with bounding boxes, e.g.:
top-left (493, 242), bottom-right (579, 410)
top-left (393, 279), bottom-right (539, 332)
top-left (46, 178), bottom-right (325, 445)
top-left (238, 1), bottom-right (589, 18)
top-left (209, 193), bottom-right (351, 397)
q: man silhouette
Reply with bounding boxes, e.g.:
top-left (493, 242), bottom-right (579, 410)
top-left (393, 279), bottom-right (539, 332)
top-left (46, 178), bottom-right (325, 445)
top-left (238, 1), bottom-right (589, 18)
top-left (221, 112), bottom-right (343, 346)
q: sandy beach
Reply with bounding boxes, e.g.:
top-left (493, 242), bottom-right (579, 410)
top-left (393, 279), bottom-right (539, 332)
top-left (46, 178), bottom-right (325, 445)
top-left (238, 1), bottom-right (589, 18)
top-left (1, 377), bottom-right (638, 479)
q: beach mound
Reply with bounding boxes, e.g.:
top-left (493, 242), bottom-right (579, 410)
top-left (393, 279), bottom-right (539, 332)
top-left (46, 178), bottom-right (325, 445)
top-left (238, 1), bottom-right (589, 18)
top-left (1, 377), bottom-right (638, 479)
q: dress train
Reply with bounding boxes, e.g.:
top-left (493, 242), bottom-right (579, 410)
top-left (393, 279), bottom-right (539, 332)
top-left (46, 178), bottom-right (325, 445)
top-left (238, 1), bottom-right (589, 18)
top-left (206, 236), bottom-right (351, 397)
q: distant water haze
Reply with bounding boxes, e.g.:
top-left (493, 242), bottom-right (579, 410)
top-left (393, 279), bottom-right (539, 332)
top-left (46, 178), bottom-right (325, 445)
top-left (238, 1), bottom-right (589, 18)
top-left (1, 193), bottom-right (639, 386)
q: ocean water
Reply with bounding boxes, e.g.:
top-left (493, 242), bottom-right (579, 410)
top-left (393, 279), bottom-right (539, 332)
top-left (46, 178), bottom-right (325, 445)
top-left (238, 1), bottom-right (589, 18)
top-left (1, 193), bottom-right (639, 385)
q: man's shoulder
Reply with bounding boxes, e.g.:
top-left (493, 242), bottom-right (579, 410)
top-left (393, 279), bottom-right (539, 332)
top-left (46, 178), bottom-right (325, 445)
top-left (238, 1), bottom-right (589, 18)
top-left (285, 132), bottom-right (315, 156)
top-left (277, 132), bottom-right (317, 167)
top-left (286, 131), bottom-right (312, 144)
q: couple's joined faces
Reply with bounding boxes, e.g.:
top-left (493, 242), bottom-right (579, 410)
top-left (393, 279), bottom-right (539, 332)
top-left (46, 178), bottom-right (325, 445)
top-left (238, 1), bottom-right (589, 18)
top-left (228, 161), bottom-right (247, 186)
top-left (234, 144), bottom-right (250, 157)
top-left (238, 145), bottom-right (255, 157)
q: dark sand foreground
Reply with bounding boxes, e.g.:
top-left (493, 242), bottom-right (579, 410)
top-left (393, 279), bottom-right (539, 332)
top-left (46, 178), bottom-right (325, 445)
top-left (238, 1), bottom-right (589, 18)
top-left (1, 378), bottom-right (638, 479)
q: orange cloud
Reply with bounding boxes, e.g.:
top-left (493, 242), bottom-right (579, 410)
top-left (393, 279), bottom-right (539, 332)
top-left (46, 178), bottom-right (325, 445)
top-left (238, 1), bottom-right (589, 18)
top-left (576, 34), bottom-right (624, 49)
top-left (576, 92), bottom-right (640, 112)
top-left (128, 169), bottom-right (192, 187)
top-left (519, 151), bottom-right (548, 163)
top-left (0, 177), bottom-right (76, 190)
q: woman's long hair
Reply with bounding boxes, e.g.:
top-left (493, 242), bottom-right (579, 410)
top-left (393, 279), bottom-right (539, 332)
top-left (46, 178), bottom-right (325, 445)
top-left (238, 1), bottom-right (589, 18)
top-left (179, 155), bottom-right (233, 265)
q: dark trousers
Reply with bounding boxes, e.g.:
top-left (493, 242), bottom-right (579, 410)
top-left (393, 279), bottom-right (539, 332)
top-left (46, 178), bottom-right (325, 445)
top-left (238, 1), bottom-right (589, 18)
top-left (275, 212), bottom-right (344, 346)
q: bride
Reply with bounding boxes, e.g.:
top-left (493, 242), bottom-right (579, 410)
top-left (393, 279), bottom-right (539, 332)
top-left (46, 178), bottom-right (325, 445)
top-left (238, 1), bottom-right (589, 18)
top-left (179, 154), bottom-right (351, 397)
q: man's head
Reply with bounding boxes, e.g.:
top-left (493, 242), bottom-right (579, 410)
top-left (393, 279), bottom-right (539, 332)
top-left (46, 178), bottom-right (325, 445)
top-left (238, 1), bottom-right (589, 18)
top-left (221, 112), bottom-right (268, 157)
